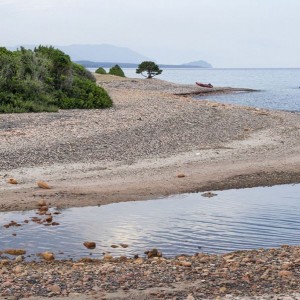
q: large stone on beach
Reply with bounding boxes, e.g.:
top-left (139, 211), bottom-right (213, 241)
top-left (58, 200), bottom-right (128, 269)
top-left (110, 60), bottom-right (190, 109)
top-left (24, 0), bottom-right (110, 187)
top-left (83, 242), bottom-right (96, 249)
top-left (278, 270), bottom-right (293, 277)
top-left (37, 181), bottom-right (51, 189)
top-left (41, 251), bottom-right (55, 261)
top-left (103, 254), bottom-right (113, 261)
top-left (48, 284), bottom-right (61, 294)
top-left (180, 261), bottom-right (192, 267)
top-left (7, 178), bottom-right (18, 184)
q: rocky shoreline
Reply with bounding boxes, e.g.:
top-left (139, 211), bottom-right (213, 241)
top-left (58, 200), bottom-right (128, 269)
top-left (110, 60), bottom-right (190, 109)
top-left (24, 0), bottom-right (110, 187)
top-left (1, 74), bottom-right (300, 299)
top-left (1, 246), bottom-right (300, 299)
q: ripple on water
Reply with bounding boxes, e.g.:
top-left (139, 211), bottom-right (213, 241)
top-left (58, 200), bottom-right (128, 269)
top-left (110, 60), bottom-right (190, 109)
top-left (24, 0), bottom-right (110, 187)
top-left (1, 184), bottom-right (300, 260)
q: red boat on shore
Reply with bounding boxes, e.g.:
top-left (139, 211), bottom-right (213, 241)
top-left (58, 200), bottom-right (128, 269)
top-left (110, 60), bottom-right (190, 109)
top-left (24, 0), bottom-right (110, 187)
top-left (196, 82), bottom-right (213, 88)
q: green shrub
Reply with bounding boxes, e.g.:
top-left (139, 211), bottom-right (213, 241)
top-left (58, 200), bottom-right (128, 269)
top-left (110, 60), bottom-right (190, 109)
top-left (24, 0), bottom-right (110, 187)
top-left (73, 63), bottom-right (96, 82)
top-left (0, 46), bottom-right (112, 113)
top-left (95, 67), bottom-right (107, 75)
top-left (108, 64), bottom-right (125, 77)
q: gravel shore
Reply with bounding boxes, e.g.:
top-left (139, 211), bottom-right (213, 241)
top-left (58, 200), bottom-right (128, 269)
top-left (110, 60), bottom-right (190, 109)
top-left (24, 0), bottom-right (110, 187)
top-left (1, 246), bottom-right (300, 299)
top-left (1, 74), bottom-right (300, 299)
top-left (0, 74), bottom-right (300, 212)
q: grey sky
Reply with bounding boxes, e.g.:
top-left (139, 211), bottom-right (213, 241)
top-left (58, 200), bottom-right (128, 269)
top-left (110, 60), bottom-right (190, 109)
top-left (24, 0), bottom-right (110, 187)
top-left (0, 0), bottom-right (299, 67)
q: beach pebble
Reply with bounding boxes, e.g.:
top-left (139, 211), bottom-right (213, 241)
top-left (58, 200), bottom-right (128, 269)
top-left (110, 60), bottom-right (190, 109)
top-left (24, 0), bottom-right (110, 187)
top-left (41, 251), bottom-right (55, 261)
top-left (37, 181), bottom-right (51, 189)
top-left (7, 178), bottom-right (18, 184)
top-left (177, 173), bottom-right (186, 178)
top-left (37, 199), bottom-right (47, 206)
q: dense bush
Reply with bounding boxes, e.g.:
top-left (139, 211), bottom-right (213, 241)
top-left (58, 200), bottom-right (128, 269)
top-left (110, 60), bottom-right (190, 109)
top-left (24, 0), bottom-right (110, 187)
top-left (108, 64), bottom-right (125, 77)
top-left (0, 46), bottom-right (112, 113)
top-left (95, 67), bottom-right (107, 74)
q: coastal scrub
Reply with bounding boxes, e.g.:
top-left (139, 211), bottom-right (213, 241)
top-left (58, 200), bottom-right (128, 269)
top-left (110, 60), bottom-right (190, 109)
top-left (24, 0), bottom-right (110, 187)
top-left (95, 67), bottom-right (107, 74)
top-left (108, 64), bottom-right (125, 77)
top-left (0, 46), bottom-right (112, 113)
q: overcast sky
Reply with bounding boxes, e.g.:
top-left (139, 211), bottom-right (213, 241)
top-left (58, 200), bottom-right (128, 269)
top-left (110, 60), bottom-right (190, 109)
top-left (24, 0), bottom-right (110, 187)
top-left (1, 0), bottom-right (299, 68)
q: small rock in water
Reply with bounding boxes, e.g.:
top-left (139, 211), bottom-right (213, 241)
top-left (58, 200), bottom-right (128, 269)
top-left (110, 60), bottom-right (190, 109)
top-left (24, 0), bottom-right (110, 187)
top-left (37, 181), bottom-right (51, 189)
top-left (83, 242), bottom-right (96, 249)
top-left (120, 243), bottom-right (129, 248)
top-left (201, 191), bottom-right (217, 198)
top-left (45, 216), bottom-right (53, 223)
top-left (4, 249), bottom-right (26, 256)
top-left (3, 221), bottom-right (22, 228)
top-left (111, 244), bottom-right (119, 248)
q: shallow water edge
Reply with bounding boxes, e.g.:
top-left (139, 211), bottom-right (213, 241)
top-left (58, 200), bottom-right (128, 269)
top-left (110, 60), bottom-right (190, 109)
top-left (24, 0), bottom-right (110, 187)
top-left (1, 183), bottom-right (300, 262)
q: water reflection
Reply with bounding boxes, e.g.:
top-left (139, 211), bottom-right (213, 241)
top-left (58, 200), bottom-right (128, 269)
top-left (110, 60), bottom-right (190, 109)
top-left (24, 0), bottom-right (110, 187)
top-left (1, 184), bottom-right (300, 260)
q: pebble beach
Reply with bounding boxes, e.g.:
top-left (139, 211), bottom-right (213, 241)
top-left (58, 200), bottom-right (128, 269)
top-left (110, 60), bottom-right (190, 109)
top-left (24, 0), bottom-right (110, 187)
top-left (1, 74), bottom-right (300, 299)
top-left (1, 246), bottom-right (300, 299)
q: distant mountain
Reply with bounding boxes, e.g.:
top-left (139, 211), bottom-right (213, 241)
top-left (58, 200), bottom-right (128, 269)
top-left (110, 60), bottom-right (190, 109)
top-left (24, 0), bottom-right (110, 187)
top-left (182, 60), bottom-right (212, 68)
top-left (58, 44), bottom-right (150, 63)
top-left (77, 60), bottom-right (212, 69)
top-left (7, 44), bottom-right (212, 68)
top-left (8, 44), bottom-right (150, 64)
top-left (76, 61), bottom-right (138, 68)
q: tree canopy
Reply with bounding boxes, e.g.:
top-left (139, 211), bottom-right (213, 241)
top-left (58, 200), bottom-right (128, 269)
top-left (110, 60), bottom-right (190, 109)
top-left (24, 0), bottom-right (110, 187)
top-left (0, 46), bottom-right (112, 113)
top-left (136, 61), bottom-right (162, 79)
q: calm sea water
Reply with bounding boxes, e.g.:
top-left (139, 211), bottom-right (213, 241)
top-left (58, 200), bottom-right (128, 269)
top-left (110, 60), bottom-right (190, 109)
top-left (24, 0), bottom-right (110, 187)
top-left (118, 68), bottom-right (300, 112)
top-left (1, 184), bottom-right (300, 261)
